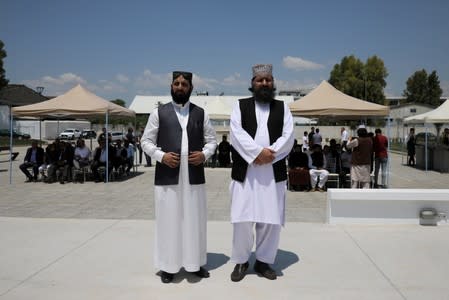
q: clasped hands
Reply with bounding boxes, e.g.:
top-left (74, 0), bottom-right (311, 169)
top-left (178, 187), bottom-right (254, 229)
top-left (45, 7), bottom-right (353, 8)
top-left (254, 148), bottom-right (275, 165)
top-left (162, 151), bottom-right (205, 168)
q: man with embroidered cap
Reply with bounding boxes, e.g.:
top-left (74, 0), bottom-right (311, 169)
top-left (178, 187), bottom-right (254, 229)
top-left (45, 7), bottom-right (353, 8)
top-left (141, 71), bottom-right (217, 283)
top-left (229, 64), bottom-right (294, 282)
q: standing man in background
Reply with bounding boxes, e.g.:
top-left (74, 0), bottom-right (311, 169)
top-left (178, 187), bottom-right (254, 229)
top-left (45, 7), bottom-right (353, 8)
top-left (229, 64), bottom-right (294, 282)
top-left (218, 134), bottom-right (231, 167)
top-left (373, 128), bottom-right (388, 188)
top-left (341, 127), bottom-right (349, 148)
top-left (141, 71), bottom-right (217, 284)
top-left (346, 127), bottom-right (373, 188)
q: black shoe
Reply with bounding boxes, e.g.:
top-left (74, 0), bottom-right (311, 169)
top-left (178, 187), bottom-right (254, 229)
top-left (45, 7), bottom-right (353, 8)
top-left (230, 262), bottom-right (249, 282)
top-left (160, 271), bottom-right (174, 283)
top-left (192, 267), bottom-right (210, 278)
top-left (254, 260), bottom-right (277, 280)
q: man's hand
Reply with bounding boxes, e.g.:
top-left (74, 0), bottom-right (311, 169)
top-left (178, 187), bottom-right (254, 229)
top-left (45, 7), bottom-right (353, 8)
top-left (188, 151), bottom-right (205, 166)
top-left (162, 152), bottom-right (180, 168)
top-left (254, 148), bottom-right (275, 165)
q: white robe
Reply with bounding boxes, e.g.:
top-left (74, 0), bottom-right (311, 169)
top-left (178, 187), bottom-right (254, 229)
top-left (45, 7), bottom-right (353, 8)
top-left (141, 101), bottom-right (217, 273)
top-left (229, 100), bottom-right (294, 226)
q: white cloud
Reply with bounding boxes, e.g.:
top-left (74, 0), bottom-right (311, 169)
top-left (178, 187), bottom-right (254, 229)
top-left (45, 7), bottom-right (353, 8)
top-left (22, 72), bottom-right (128, 98)
top-left (134, 69), bottom-right (171, 91)
top-left (275, 79), bottom-right (319, 92)
top-left (192, 73), bottom-right (219, 92)
top-left (116, 74), bottom-right (130, 83)
top-left (41, 73), bottom-right (86, 86)
top-left (22, 73), bottom-right (87, 96)
top-left (282, 56), bottom-right (324, 71)
top-left (222, 73), bottom-right (247, 87)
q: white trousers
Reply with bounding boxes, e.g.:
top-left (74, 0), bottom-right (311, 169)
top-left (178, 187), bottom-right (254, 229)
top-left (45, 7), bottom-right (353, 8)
top-left (309, 169), bottom-right (329, 188)
top-left (231, 222), bottom-right (281, 264)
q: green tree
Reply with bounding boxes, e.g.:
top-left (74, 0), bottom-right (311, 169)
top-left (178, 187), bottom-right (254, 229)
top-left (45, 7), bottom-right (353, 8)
top-left (403, 69), bottom-right (442, 106)
top-left (427, 71), bottom-right (443, 107)
top-left (364, 55), bottom-right (388, 105)
top-left (329, 55), bottom-right (388, 104)
top-left (0, 40), bottom-right (9, 91)
top-left (110, 98), bottom-right (126, 107)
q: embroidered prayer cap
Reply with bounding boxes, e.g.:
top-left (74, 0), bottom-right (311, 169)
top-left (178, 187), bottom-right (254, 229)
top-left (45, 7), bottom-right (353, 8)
top-left (172, 71), bottom-right (193, 85)
top-left (252, 64), bottom-right (273, 78)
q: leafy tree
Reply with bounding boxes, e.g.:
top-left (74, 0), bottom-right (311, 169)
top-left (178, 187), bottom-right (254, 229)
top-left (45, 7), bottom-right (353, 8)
top-left (0, 40), bottom-right (9, 91)
top-left (364, 55), bottom-right (388, 105)
top-left (110, 98), bottom-right (126, 107)
top-left (427, 71), bottom-right (443, 107)
top-left (329, 55), bottom-right (388, 104)
top-left (403, 69), bottom-right (442, 106)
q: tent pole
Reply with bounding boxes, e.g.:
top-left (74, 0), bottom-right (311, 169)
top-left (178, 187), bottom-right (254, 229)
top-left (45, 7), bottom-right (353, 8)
top-left (9, 105), bottom-right (13, 184)
top-left (134, 116), bottom-right (138, 171)
top-left (386, 116), bottom-right (391, 188)
top-left (105, 111), bottom-right (109, 183)
top-left (425, 124), bottom-right (428, 172)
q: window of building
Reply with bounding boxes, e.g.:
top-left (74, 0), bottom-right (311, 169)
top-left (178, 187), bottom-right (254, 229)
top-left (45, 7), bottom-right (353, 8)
top-left (410, 108), bottom-right (416, 113)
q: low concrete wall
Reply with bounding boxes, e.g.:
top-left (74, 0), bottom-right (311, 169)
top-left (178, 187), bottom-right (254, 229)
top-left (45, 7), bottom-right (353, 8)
top-left (327, 189), bottom-right (449, 225)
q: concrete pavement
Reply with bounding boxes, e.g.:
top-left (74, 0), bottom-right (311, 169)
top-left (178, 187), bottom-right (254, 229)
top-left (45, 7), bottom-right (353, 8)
top-left (1, 147), bottom-right (449, 299)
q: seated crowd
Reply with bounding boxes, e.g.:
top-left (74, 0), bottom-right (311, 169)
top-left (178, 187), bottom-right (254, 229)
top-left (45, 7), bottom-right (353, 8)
top-left (19, 135), bottom-right (136, 184)
top-left (288, 126), bottom-right (386, 191)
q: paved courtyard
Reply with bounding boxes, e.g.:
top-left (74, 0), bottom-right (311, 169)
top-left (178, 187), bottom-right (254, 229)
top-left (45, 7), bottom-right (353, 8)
top-left (1, 147), bottom-right (449, 299)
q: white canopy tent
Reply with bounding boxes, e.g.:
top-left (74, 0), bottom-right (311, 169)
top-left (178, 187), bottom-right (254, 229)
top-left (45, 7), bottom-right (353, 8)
top-left (404, 100), bottom-right (449, 124)
top-left (404, 100), bottom-right (449, 171)
top-left (10, 85), bottom-right (135, 183)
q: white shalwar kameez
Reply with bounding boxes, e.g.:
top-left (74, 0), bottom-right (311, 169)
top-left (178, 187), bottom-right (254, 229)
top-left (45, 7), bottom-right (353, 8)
top-left (230, 100), bottom-right (294, 264)
top-left (141, 101), bottom-right (217, 274)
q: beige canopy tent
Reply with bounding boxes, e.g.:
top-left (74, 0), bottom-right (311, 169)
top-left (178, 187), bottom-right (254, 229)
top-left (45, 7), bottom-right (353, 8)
top-left (10, 84), bottom-right (135, 183)
top-left (12, 84), bottom-right (135, 118)
top-left (288, 80), bottom-right (389, 118)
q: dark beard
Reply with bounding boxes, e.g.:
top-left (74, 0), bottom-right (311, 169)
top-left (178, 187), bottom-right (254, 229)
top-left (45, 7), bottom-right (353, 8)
top-left (171, 88), bottom-right (191, 105)
top-left (253, 86), bottom-right (275, 103)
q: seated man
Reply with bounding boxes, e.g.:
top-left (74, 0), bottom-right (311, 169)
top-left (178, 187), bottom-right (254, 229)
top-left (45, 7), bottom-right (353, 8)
top-left (19, 140), bottom-right (44, 182)
top-left (112, 139), bottom-right (127, 174)
top-left (73, 138), bottom-right (91, 182)
top-left (55, 141), bottom-right (74, 184)
top-left (43, 140), bottom-right (61, 183)
top-left (91, 139), bottom-right (116, 182)
top-left (123, 140), bottom-right (135, 176)
top-left (309, 144), bottom-right (329, 192)
top-left (288, 144), bottom-right (311, 191)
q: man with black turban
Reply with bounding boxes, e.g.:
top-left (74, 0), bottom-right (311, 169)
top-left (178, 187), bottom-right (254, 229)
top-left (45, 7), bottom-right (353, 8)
top-left (141, 71), bottom-right (217, 283)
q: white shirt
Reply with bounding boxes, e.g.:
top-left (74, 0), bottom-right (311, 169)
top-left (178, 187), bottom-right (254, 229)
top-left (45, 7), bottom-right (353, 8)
top-left (341, 129), bottom-right (349, 142)
top-left (230, 100), bottom-right (294, 225)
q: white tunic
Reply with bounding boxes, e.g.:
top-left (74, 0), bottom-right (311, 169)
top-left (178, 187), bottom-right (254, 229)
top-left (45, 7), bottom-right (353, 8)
top-left (230, 100), bottom-right (294, 226)
top-left (141, 101), bottom-right (217, 273)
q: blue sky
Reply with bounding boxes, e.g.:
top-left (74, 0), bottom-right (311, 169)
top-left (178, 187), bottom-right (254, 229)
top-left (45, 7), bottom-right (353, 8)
top-left (1, 0), bottom-right (448, 106)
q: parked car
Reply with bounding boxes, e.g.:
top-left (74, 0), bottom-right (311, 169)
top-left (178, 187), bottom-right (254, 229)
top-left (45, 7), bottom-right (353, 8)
top-left (110, 131), bottom-right (125, 142)
top-left (81, 129), bottom-right (97, 139)
top-left (59, 128), bottom-right (81, 140)
top-left (0, 129), bottom-right (31, 140)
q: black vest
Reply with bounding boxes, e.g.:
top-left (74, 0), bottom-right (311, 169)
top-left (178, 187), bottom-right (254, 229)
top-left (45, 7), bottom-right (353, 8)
top-left (155, 102), bottom-right (205, 185)
top-left (231, 97), bottom-right (287, 183)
